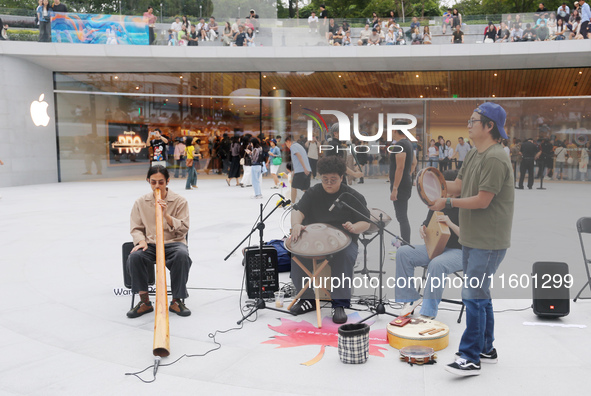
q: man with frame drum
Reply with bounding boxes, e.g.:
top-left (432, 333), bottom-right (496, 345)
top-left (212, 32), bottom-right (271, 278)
top-left (289, 156), bottom-right (370, 324)
top-left (429, 103), bottom-right (514, 376)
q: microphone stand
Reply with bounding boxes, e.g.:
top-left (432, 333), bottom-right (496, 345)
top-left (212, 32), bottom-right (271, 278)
top-left (334, 199), bottom-right (414, 323)
top-left (225, 200), bottom-right (295, 325)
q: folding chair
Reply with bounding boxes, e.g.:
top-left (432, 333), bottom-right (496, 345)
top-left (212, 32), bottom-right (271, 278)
top-left (574, 217), bottom-right (591, 302)
top-left (420, 267), bottom-right (465, 323)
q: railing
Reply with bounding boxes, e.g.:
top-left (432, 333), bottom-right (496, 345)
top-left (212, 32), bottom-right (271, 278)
top-left (1, 9), bottom-right (585, 46)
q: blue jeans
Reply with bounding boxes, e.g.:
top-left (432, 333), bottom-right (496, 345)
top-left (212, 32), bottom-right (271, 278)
top-left (251, 164), bottom-right (262, 196)
top-left (428, 157), bottom-right (438, 167)
top-left (458, 246), bottom-right (506, 363)
top-left (395, 245), bottom-right (463, 317)
top-left (185, 165), bottom-right (197, 189)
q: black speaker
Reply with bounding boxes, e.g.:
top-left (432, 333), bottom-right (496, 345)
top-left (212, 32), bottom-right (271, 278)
top-left (244, 246), bottom-right (279, 299)
top-left (532, 262), bottom-right (570, 318)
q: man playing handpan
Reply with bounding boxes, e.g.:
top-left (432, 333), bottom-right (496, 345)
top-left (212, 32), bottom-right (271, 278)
top-left (126, 165), bottom-right (192, 318)
top-left (289, 156), bottom-right (370, 324)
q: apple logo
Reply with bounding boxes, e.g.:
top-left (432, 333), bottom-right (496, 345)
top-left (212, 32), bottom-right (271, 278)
top-left (30, 94), bottom-right (50, 127)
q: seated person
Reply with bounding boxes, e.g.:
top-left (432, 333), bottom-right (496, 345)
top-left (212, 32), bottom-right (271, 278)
top-left (536, 20), bottom-right (550, 40)
top-left (187, 24), bottom-right (199, 46)
top-left (167, 29), bottom-right (177, 46)
top-left (395, 170), bottom-right (461, 320)
top-left (396, 27), bottom-right (406, 45)
top-left (327, 18), bottom-right (339, 42)
top-left (452, 24), bottom-right (464, 43)
top-left (196, 18), bottom-right (208, 41)
top-left (170, 17), bottom-right (182, 33)
top-left (521, 23), bottom-right (537, 41)
top-left (289, 156), bottom-right (370, 324)
top-left (126, 165), bottom-right (192, 318)
top-left (483, 21), bottom-right (497, 42)
top-left (332, 26), bottom-right (344, 46)
top-left (358, 24), bottom-right (371, 45)
top-left (208, 17), bottom-right (218, 40)
top-left (510, 23), bottom-right (523, 41)
top-left (342, 30), bottom-right (352, 46)
top-left (368, 28), bottom-right (381, 45)
top-left (497, 22), bottom-right (510, 42)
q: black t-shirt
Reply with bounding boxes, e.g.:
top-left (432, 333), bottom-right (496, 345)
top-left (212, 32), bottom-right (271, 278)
top-left (389, 138), bottom-right (414, 195)
top-left (320, 10), bottom-right (328, 19)
top-left (294, 183), bottom-right (370, 244)
top-left (453, 30), bottom-right (463, 43)
top-left (328, 24), bottom-right (339, 35)
top-left (52, 4), bottom-right (68, 12)
top-left (150, 138), bottom-right (167, 161)
top-left (422, 207), bottom-right (461, 250)
top-left (235, 32), bottom-right (247, 46)
top-left (520, 140), bottom-right (539, 159)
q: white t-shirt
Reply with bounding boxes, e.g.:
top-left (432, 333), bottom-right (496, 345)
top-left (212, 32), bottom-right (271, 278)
top-left (455, 143), bottom-right (471, 161)
top-left (171, 21), bottom-right (182, 32)
top-left (428, 146), bottom-right (437, 157)
top-left (308, 16), bottom-right (318, 24)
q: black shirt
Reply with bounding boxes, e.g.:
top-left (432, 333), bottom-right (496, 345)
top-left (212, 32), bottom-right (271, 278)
top-left (389, 138), bottom-right (414, 196)
top-left (320, 10), bottom-right (328, 20)
top-left (422, 207), bottom-right (461, 250)
top-left (520, 140), bottom-right (540, 159)
top-left (235, 32), bottom-right (247, 46)
top-left (150, 138), bottom-right (167, 161)
top-left (52, 4), bottom-right (68, 12)
top-left (295, 183), bottom-right (370, 244)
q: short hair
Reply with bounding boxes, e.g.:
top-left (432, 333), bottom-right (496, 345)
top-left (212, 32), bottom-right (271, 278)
top-left (459, 137), bottom-right (464, 141)
top-left (147, 165), bottom-right (169, 180)
top-left (284, 136), bottom-right (292, 142)
top-left (317, 155), bottom-right (346, 177)
top-left (443, 169), bottom-right (458, 181)
top-left (480, 114), bottom-right (502, 141)
top-left (250, 137), bottom-right (260, 147)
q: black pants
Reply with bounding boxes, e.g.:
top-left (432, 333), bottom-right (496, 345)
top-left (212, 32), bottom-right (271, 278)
top-left (309, 158), bottom-right (318, 178)
top-left (519, 158), bottom-right (535, 188)
top-left (127, 242), bottom-right (192, 299)
top-left (149, 27), bottom-right (155, 44)
top-left (391, 182), bottom-right (411, 244)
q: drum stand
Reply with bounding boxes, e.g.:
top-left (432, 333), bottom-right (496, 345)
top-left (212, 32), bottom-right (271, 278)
top-left (335, 200), bottom-right (414, 323)
top-left (225, 201), bottom-right (294, 325)
top-left (287, 256), bottom-right (331, 329)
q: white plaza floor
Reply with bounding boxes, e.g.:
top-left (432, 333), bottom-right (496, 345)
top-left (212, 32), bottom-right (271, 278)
top-left (1, 174), bottom-right (590, 395)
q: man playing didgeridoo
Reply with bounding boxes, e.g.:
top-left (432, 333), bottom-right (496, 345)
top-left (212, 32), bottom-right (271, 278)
top-left (429, 103), bottom-right (514, 376)
top-left (289, 156), bottom-right (370, 324)
top-left (126, 165), bottom-right (192, 318)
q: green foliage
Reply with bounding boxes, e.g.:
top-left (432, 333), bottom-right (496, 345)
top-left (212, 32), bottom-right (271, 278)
top-left (5, 28), bottom-right (38, 41)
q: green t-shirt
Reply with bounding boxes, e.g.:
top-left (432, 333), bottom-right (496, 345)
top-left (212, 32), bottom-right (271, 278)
top-left (458, 143), bottom-right (514, 250)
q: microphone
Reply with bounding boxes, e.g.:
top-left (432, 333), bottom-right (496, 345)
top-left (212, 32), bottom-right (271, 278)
top-left (329, 195), bottom-right (343, 212)
top-left (275, 194), bottom-right (291, 207)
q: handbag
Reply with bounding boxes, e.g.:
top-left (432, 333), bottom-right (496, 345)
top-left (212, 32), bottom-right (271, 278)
top-left (240, 158), bottom-right (245, 166)
top-left (272, 156), bottom-right (282, 165)
top-left (186, 158), bottom-right (193, 167)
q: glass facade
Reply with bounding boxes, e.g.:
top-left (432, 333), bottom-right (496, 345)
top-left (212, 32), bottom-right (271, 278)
top-left (54, 70), bottom-right (591, 182)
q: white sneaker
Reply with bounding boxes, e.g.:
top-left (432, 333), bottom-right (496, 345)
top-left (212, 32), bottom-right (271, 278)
top-left (418, 314), bottom-right (435, 320)
top-left (400, 298), bottom-right (422, 316)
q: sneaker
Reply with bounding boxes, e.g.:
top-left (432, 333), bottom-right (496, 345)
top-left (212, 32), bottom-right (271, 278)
top-left (332, 306), bottom-right (347, 324)
top-left (271, 186), bottom-right (279, 189)
top-left (289, 299), bottom-right (316, 315)
top-left (400, 298), bottom-right (422, 316)
top-left (251, 195), bottom-right (263, 199)
top-left (418, 314), bottom-right (435, 320)
top-left (191, 185), bottom-right (198, 188)
top-left (127, 300), bottom-right (153, 318)
top-left (169, 299), bottom-right (191, 316)
top-left (479, 348), bottom-right (498, 364)
top-left (445, 358), bottom-right (481, 376)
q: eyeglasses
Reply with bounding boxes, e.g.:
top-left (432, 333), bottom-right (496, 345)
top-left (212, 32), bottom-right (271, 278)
top-left (467, 118), bottom-right (482, 127)
top-left (321, 177), bottom-right (341, 185)
top-left (149, 179), bottom-right (167, 186)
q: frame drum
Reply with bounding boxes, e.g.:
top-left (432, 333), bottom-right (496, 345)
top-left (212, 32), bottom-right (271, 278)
top-left (416, 167), bottom-right (447, 206)
top-left (387, 317), bottom-right (449, 351)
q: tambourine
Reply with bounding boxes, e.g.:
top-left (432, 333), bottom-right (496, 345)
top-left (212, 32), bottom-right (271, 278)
top-left (399, 345), bottom-right (437, 366)
top-left (365, 208), bottom-right (393, 235)
top-left (285, 223), bottom-right (352, 259)
top-left (416, 167), bottom-right (447, 206)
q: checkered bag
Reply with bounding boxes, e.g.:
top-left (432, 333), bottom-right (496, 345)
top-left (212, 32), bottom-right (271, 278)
top-left (338, 323), bottom-right (370, 364)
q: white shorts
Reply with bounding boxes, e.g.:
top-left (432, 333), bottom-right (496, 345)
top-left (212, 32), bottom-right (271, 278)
top-left (270, 164), bottom-right (279, 174)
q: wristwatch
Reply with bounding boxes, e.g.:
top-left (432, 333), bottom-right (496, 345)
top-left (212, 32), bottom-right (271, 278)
top-left (445, 198), bottom-right (453, 209)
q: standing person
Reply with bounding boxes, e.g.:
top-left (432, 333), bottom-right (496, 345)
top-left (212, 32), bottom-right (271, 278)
top-left (554, 141), bottom-right (567, 180)
top-left (247, 9), bottom-right (260, 33)
top-left (239, 135), bottom-right (252, 187)
top-left (389, 122), bottom-right (418, 245)
top-left (429, 103), bottom-right (514, 376)
top-left (319, 4), bottom-right (328, 38)
top-left (445, 140), bottom-right (455, 170)
top-left (37, 0), bottom-right (52, 42)
top-left (438, 137), bottom-right (448, 171)
top-left (455, 137), bottom-right (471, 170)
top-left (149, 128), bottom-right (168, 166)
top-left (510, 138), bottom-right (522, 183)
top-left (185, 137), bottom-right (199, 190)
top-left (245, 137), bottom-right (263, 199)
top-left (517, 138), bottom-right (540, 189)
top-left (51, 0), bottom-right (67, 12)
top-left (126, 165), bottom-right (192, 318)
top-left (305, 135), bottom-right (319, 179)
top-left (268, 139), bottom-right (282, 189)
top-left (427, 139), bottom-right (438, 167)
top-left (143, 6), bottom-right (157, 45)
top-left (173, 138), bottom-right (186, 178)
top-left (226, 136), bottom-right (241, 186)
top-left (579, 0), bottom-right (590, 39)
top-left (285, 136), bottom-right (311, 204)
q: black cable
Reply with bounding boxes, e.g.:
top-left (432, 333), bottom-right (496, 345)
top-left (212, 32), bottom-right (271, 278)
top-left (186, 287), bottom-right (242, 292)
top-left (125, 323), bottom-right (245, 383)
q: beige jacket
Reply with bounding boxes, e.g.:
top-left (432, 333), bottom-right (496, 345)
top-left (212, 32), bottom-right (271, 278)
top-left (130, 189), bottom-right (189, 245)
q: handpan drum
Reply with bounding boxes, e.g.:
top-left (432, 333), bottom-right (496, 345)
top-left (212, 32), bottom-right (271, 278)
top-left (363, 208), bottom-right (392, 235)
top-left (285, 223), bottom-right (351, 259)
top-left (416, 167), bottom-right (447, 206)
